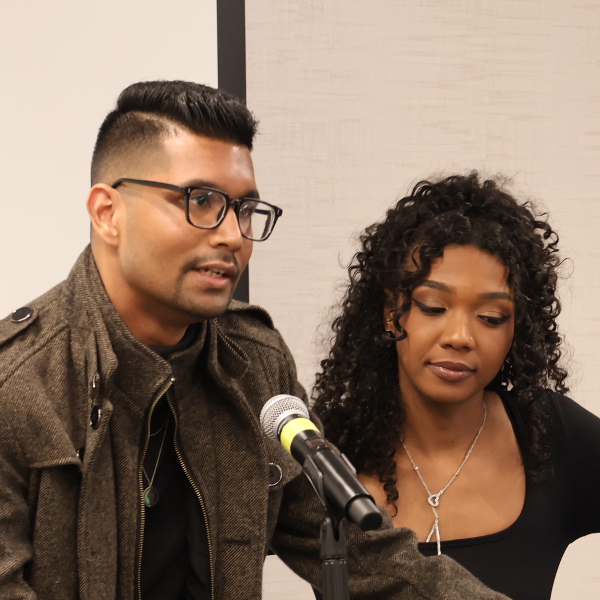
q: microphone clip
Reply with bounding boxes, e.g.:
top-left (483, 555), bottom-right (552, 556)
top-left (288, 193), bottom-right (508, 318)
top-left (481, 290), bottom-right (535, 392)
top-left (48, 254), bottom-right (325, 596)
top-left (303, 453), bottom-right (337, 515)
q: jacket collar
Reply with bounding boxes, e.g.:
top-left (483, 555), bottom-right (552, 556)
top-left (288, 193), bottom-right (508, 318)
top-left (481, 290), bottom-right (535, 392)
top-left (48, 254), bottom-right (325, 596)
top-left (68, 246), bottom-right (250, 414)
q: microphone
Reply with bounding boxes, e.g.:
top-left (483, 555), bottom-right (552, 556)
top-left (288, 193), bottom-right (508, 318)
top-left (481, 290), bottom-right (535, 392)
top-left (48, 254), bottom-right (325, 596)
top-left (260, 394), bottom-right (383, 531)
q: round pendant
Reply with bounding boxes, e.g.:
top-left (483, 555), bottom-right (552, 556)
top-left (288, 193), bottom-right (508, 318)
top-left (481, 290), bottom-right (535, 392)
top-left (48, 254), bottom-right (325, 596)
top-left (144, 486), bottom-right (160, 508)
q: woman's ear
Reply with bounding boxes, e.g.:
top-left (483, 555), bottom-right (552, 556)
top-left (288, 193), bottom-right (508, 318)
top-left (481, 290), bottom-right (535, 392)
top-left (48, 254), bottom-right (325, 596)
top-left (383, 290), bottom-right (396, 330)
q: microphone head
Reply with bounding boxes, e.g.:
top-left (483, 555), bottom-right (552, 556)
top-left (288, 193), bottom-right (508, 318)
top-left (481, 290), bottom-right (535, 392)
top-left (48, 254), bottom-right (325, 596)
top-left (260, 394), bottom-right (309, 440)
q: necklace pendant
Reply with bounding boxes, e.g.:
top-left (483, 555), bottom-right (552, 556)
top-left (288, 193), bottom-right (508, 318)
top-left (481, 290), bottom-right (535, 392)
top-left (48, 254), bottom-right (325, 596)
top-left (144, 486), bottom-right (160, 508)
top-left (428, 493), bottom-right (441, 508)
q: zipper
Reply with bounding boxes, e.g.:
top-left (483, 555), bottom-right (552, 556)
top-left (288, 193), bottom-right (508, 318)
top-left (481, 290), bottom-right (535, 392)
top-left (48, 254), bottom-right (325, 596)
top-left (166, 394), bottom-right (215, 600)
top-left (136, 375), bottom-right (175, 600)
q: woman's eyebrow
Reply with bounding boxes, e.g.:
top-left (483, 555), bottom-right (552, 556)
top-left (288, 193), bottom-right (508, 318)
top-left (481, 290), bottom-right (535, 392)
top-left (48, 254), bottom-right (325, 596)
top-left (418, 280), bottom-right (452, 293)
top-left (478, 291), bottom-right (513, 301)
top-left (417, 281), bottom-right (513, 301)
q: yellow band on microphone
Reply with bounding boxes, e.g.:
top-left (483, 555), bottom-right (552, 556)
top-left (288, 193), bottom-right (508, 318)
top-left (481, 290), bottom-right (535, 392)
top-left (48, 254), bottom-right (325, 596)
top-left (280, 418), bottom-right (319, 453)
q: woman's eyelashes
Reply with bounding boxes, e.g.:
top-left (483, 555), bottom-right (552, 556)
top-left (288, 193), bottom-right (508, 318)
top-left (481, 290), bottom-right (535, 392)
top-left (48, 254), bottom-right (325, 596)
top-left (479, 314), bottom-right (512, 327)
top-left (412, 298), bottom-right (512, 326)
top-left (412, 299), bottom-right (445, 315)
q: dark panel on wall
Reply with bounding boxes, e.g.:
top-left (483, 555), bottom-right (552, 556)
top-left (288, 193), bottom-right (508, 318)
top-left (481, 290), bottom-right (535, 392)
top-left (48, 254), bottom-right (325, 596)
top-left (218, 0), bottom-right (249, 303)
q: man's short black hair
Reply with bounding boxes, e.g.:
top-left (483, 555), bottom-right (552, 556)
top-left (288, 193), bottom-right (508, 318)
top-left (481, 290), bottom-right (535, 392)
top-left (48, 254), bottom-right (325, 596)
top-left (91, 80), bottom-right (258, 184)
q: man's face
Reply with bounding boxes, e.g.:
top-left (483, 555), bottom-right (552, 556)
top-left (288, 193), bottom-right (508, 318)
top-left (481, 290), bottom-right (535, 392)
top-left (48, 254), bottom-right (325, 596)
top-left (112, 131), bottom-right (255, 331)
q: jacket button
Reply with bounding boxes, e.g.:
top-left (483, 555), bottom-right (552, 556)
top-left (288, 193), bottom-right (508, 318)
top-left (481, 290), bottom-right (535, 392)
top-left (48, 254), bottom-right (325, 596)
top-left (90, 406), bottom-right (102, 429)
top-left (11, 307), bottom-right (33, 323)
top-left (268, 463), bottom-right (282, 487)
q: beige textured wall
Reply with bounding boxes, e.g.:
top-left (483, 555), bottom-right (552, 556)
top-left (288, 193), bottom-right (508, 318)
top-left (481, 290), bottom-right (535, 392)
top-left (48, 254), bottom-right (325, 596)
top-left (0, 0), bottom-right (218, 317)
top-left (247, 1), bottom-right (600, 598)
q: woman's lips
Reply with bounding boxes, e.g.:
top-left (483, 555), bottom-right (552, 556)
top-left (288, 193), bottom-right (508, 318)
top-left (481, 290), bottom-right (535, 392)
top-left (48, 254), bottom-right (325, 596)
top-left (428, 361), bottom-right (475, 382)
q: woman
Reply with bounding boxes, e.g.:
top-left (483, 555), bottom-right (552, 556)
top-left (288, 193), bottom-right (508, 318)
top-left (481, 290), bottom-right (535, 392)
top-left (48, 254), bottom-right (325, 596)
top-left (312, 173), bottom-right (600, 600)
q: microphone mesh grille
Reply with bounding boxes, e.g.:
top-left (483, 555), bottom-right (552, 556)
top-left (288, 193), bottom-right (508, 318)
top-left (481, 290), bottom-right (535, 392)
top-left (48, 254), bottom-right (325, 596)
top-left (260, 394), bottom-right (310, 439)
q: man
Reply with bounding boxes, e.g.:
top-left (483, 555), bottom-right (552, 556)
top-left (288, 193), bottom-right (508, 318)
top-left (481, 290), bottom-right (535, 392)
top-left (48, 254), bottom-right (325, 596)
top-left (0, 81), bottom-right (508, 599)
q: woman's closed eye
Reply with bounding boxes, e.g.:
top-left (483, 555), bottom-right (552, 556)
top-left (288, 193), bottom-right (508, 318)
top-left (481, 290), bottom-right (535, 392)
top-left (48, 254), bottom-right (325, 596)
top-left (413, 299), bottom-right (445, 315)
top-left (413, 299), bottom-right (512, 326)
top-left (479, 314), bottom-right (512, 327)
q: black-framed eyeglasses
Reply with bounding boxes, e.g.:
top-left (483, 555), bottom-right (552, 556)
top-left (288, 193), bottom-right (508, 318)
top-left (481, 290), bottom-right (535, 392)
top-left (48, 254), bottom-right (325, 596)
top-left (111, 178), bottom-right (283, 242)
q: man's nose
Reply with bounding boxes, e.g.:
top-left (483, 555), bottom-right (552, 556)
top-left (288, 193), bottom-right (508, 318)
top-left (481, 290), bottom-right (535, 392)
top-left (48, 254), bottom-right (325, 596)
top-left (209, 207), bottom-right (244, 249)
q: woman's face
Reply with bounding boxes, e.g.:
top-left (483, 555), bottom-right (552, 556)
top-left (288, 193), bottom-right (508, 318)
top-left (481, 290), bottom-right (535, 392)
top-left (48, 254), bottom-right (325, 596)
top-left (388, 244), bottom-right (515, 409)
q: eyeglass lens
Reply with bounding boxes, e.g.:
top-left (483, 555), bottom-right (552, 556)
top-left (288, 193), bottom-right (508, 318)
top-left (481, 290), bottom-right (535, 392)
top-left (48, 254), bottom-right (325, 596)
top-left (188, 189), bottom-right (275, 241)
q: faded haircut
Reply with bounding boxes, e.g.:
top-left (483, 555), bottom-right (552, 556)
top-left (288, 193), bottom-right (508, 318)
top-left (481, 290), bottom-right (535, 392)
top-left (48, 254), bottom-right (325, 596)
top-left (91, 80), bottom-right (258, 184)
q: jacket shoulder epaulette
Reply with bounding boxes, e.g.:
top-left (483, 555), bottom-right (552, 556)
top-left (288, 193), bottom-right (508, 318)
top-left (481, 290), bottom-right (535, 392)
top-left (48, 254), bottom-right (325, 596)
top-left (0, 306), bottom-right (38, 347)
top-left (225, 299), bottom-right (274, 329)
top-left (0, 282), bottom-right (70, 352)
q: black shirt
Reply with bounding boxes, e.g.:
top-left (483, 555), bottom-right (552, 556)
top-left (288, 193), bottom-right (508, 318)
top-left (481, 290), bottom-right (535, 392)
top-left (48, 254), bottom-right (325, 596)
top-left (141, 325), bottom-right (210, 600)
top-left (312, 391), bottom-right (600, 600)
top-left (417, 390), bottom-right (600, 600)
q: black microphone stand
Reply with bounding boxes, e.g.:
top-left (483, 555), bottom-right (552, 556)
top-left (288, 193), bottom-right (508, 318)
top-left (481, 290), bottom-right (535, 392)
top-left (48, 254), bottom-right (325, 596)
top-left (303, 456), bottom-right (350, 600)
top-left (320, 509), bottom-right (350, 600)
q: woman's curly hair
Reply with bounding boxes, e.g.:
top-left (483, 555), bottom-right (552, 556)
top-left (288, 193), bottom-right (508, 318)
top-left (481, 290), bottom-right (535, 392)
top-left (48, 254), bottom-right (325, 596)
top-left (312, 172), bottom-right (568, 512)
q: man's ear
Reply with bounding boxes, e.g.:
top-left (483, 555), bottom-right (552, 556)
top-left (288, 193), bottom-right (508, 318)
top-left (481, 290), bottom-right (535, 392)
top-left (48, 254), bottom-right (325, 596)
top-left (87, 184), bottom-right (122, 247)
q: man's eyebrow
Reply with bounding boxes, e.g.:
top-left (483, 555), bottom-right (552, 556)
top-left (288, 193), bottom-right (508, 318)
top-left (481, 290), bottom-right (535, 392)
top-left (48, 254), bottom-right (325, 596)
top-left (417, 281), bottom-right (513, 301)
top-left (182, 179), bottom-right (260, 199)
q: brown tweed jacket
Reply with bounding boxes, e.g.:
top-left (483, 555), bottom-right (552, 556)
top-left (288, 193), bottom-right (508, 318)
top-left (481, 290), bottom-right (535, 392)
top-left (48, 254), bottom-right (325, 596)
top-left (0, 247), bottom-right (509, 600)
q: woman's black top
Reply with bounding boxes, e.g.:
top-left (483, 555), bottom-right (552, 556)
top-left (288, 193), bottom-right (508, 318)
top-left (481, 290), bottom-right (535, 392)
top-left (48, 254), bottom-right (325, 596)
top-left (417, 390), bottom-right (600, 600)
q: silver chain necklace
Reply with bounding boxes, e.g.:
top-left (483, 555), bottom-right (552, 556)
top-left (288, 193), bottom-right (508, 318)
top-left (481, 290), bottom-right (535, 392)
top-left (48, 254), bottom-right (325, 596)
top-left (401, 402), bottom-right (487, 556)
top-left (142, 417), bottom-right (169, 508)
